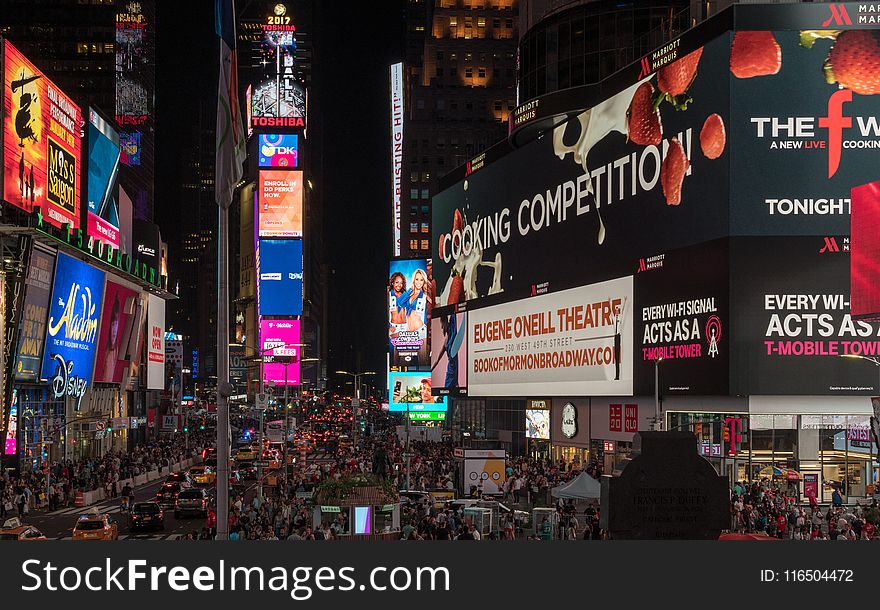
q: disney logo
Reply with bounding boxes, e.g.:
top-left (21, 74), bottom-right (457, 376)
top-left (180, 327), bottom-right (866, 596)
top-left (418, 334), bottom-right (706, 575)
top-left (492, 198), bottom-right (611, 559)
top-left (49, 353), bottom-right (89, 411)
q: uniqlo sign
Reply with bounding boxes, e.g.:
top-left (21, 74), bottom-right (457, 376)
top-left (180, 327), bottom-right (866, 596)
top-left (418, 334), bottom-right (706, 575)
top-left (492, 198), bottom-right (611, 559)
top-left (610, 404), bottom-right (638, 433)
top-left (624, 404), bottom-right (638, 433)
top-left (609, 405), bottom-right (623, 432)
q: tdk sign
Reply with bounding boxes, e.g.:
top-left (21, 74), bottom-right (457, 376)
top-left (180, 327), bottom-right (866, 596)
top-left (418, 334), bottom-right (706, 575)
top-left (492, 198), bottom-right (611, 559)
top-left (259, 134), bottom-right (299, 167)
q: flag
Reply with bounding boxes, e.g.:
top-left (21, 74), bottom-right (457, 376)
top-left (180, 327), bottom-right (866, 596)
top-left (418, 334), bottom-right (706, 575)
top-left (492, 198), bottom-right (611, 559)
top-left (215, 0), bottom-right (246, 210)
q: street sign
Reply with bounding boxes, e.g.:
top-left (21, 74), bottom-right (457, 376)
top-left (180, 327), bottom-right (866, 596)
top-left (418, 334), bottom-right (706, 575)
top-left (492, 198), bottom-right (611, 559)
top-left (351, 398), bottom-right (360, 408)
top-left (94, 421), bottom-right (106, 431)
top-left (256, 394), bottom-right (268, 409)
top-left (254, 461), bottom-right (270, 467)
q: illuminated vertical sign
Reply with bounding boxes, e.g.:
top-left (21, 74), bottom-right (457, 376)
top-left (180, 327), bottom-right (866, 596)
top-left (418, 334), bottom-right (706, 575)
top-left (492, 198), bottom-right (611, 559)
top-left (390, 63), bottom-right (403, 257)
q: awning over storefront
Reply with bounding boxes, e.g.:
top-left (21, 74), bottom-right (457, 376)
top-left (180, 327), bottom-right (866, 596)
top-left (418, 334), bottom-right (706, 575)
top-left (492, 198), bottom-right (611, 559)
top-left (749, 396), bottom-right (873, 415)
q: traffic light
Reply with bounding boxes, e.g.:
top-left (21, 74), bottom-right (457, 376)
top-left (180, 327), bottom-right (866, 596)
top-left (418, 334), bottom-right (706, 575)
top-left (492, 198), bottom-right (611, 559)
top-left (183, 426), bottom-right (189, 433)
top-left (722, 426), bottom-right (731, 444)
top-left (199, 423), bottom-right (205, 431)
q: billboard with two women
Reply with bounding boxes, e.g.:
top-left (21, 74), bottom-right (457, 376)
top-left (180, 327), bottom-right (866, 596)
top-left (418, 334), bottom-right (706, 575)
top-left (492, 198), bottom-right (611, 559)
top-left (388, 258), bottom-right (433, 369)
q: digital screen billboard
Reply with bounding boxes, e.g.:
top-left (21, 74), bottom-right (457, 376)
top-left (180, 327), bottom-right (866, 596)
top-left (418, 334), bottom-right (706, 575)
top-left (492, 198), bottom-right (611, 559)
top-left (467, 276), bottom-right (634, 397)
top-left (388, 259), bottom-right (430, 368)
top-left (731, 236), bottom-right (880, 395)
top-left (260, 319), bottom-right (301, 385)
top-left (432, 34), bottom-right (731, 311)
top-left (119, 131), bottom-right (141, 167)
top-left (250, 22), bottom-right (306, 129)
top-left (93, 280), bottom-right (139, 384)
top-left (146, 293), bottom-right (165, 390)
top-left (258, 170), bottom-right (303, 237)
top-left (258, 134), bottom-right (298, 167)
top-left (3, 39), bottom-right (83, 230)
top-left (525, 409), bottom-right (550, 440)
top-left (257, 239), bottom-right (303, 316)
top-left (390, 62), bottom-right (403, 257)
top-left (13, 248), bottom-right (55, 381)
top-left (87, 108), bottom-right (121, 249)
top-left (388, 371), bottom-right (446, 412)
top-left (431, 311), bottom-right (466, 396)
top-left (41, 253), bottom-right (105, 410)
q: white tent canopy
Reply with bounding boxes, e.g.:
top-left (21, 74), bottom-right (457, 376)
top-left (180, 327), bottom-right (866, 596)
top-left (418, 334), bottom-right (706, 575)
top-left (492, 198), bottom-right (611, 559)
top-left (550, 471), bottom-right (602, 499)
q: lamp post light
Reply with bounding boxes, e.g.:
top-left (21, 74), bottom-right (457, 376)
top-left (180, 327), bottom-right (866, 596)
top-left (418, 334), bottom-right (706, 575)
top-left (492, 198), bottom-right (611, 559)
top-left (335, 371), bottom-right (376, 450)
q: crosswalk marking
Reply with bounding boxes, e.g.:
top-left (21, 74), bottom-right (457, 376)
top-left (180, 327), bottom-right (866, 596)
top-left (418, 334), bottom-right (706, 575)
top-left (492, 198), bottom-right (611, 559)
top-left (49, 505), bottom-right (123, 516)
top-left (54, 533), bottom-right (178, 541)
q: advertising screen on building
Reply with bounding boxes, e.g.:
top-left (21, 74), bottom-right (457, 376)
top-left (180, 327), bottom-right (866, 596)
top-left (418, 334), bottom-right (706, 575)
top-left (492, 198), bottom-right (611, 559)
top-left (250, 19), bottom-right (306, 129)
top-left (388, 371), bottom-right (446, 412)
top-left (390, 62), bottom-right (403, 257)
top-left (467, 275), bottom-right (633, 397)
top-left (432, 34), bottom-right (731, 310)
top-left (731, 236), bottom-right (880, 395)
top-left (133, 218), bottom-right (161, 268)
top-left (13, 248), bottom-right (54, 381)
top-left (634, 239), bottom-right (729, 395)
top-left (431, 311), bottom-right (467, 396)
top-left (526, 408), bottom-right (550, 439)
top-left (146, 293), bottom-right (165, 390)
top-left (729, 29), bottom-right (880, 238)
top-left (87, 108), bottom-right (121, 250)
top-left (258, 134), bottom-right (298, 167)
top-left (93, 280), bottom-right (139, 384)
top-left (4, 389), bottom-right (16, 455)
top-left (388, 259), bottom-right (430, 368)
top-left (119, 131), bottom-right (141, 166)
top-left (258, 170), bottom-right (303, 237)
top-left (257, 238), bottom-right (303, 316)
top-left (3, 39), bottom-right (83, 230)
top-left (40, 253), bottom-right (105, 410)
top-left (260, 319), bottom-right (301, 385)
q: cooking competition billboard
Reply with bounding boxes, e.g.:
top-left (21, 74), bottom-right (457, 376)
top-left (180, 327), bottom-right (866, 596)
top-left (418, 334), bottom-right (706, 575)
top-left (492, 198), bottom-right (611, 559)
top-left (258, 169), bottom-right (303, 237)
top-left (3, 39), bottom-right (83, 229)
top-left (467, 275), bottom-right (633, 397)
top-left (388, 258), bottom-right (431, 368)
top-left (432, 33), bottom-right (731, 310)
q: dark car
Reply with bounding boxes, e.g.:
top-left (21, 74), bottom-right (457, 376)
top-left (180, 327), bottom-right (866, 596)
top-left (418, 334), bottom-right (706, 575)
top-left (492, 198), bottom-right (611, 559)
top-left (236, 462), bottom-right (257, 480)
top-left (165, 471), bottom-right (192, 488)
top-left (175, 488), bottom-right (209, 519)
top-left (129, 502), bottom-right (165, 532)
top-left (155, 482), bottom-right (181, 508)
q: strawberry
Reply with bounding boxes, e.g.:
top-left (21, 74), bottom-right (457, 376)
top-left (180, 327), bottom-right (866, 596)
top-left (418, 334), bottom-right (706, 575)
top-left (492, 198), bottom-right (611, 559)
top-left (657, 47), bottom-right (704, 108)
top-left (825, 30), bottom-right (880, 95)
top-left (453, 209), bottom-right (464, 233)
top-left (627, 82), bottom-right (662, 145)
top-left (660, 138), bottom-right (690, 206)
top-left (438, 233), bottom-right (447, 260)
top-left (447, 272), bottom-right (465, 305)
top-left (700, 114), bottom-right (726, 160)
top-left (730, 31), bottom-right (781, 78)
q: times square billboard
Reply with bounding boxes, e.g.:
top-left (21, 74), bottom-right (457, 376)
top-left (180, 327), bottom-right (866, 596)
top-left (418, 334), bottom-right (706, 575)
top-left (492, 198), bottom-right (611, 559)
top-left (2, 39), bottom-right (83, 230)
top-left (431, 4), bottom-right (880, 397)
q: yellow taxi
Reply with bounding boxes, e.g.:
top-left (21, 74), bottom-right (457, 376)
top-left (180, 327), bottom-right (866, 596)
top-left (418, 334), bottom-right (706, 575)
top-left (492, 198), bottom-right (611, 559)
top-left (262, 449), bottom-right (282, 470)
top-left (235, 447), bottom-right (257, 462)
top-left (72, 511), bottom-right (118, 540)
top-left (0, 518), bottom-right (47, 540)
top-left (189, 465), bottom-right (216, 486)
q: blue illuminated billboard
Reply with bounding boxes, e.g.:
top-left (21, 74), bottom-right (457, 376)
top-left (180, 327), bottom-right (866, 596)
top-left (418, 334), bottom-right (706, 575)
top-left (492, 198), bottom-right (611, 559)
top-left (258, 239), bottom-right (303, 316)
top-left (40, 253), bottom-right (106, 410)
top-left (258, 134), bottom-right (299, 167)
top-left (388, 371), bottom-right (446, 412)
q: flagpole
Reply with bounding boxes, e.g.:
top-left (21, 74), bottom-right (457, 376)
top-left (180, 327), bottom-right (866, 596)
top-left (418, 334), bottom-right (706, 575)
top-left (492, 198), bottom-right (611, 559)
top-left (216, 201), bottom-right (230, 540)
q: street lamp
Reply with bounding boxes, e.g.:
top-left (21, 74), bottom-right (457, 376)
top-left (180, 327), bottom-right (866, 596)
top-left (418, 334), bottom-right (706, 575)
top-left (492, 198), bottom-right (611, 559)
top-left (335, 371), bottom-right (376, 449)
top-left (654, 357), bottom-right (664, 431)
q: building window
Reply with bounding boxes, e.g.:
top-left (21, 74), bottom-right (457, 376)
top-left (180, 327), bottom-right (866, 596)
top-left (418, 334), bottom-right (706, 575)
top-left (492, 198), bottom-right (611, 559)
top-left (449, 16), bottom-right (457, 27)
top-left (494, 100), bottom-right (502, 111)
top-left (465, 101), bottom-right (473, 110)
top-left (410, 205), bottom-right (419, 216)
top-left (435, 67), bottom-right (444, 77)
top-left (478, 67), bottom-right (486, 78)
top-left (465, 67), bottom-right (473, 78)
top-left (450, 100), bottom-right (458, 110)
top-left (416, 99), bottom-right (425, 109)
top-left (410, 189), bottom-right (419, 200)
top-left (421, 188), bottom-right (430, 199)
top-left (410, 222), bottom-right (419, 233)
top-left (410, 239), bottom-right (419, 251)
top-left (437, 137), bottom-right (445, 148)
top-left (436, 51), bottom-right (444, 61)
top-left (477, 17), bottom-right (486, 27)
top-left (411, 171), bottom-right (419, 183)
top-left (436, 98), bottom-right (445, 109)
top-left (505, 18), bottom-right (513, 28)
top-left (421, 223), bottom-right (430, 234)
top-left (421, 172), bottom-right (430, 182)
top-left (421, 205), bottom-right (430, 214)
top-left (437, 157), bottom-right (445, 166)
top-left (420, 239), bottom-right (430, 251)
top-left (493, 18), bottom-right (500, 28)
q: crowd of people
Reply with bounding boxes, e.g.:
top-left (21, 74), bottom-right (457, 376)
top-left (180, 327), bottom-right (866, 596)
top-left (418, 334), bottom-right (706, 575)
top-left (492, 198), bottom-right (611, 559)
top-left (0, 431), bottom-right (210, 519)
top-left (729, 480), bottom-right (880, 540)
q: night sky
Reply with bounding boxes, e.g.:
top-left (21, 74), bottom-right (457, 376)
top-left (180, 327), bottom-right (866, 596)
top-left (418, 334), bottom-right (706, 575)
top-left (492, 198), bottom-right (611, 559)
top-left (155, 0), bottom-right (405, 390)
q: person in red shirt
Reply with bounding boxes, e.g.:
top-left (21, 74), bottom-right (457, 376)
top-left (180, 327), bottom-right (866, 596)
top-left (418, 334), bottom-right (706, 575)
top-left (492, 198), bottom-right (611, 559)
top-left (205, 506), bottom-right (217, 537)
top-left (862, 520), bottom-right (876, 540)
top-left (776, 514), bottom-right (787, 538)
